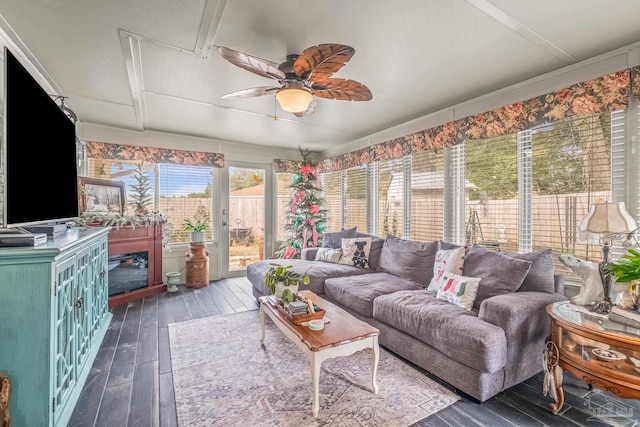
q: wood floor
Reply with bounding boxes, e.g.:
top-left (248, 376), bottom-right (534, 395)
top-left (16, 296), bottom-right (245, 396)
top-left (68, 277), bottom-right (640, 427)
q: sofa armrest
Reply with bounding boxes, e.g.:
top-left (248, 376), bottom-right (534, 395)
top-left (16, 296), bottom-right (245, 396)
top-left (478, 291), bottom-right (568, 388)
top-left (301, 248), bottom-right (319, 261)
top-left (554, 274), bottom-right (565, 295)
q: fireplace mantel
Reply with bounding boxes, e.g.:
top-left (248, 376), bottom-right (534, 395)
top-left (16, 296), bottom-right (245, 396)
top-left (107, 224), bottom-right (165, 308)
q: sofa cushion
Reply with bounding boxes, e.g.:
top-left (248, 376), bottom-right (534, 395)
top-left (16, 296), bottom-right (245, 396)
top-left (426, 246), bottom-right (467, 291)
top-left (376, 235), bottom-right (438, 287)
top-left (324, 272), bottom-right (423, 318)
top-left (373, 290), bottom-right (507, 373)
top-left (247, 259), bottom-right (370, 297)
top-left (462, 246), bottom-right (532, 309)
top-left (314, 247), bottom-right (342, 263)
top-left (505, 248), bottom-right (555, 293)
top-left (435, 272), bottom-right (481, 311)
top-left (322, 226), bottom-right (357, 249)
top-left (338, 237), bottom-right (372, 268)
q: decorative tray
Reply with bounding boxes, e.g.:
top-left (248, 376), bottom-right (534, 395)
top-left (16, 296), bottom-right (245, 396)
top-left (592, 348), bottom-right (627, 362)
top-left (273, 298), bottom-right (325, 325)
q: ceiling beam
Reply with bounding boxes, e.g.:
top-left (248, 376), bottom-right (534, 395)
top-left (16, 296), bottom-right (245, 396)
top-left (119, 30), bottom-right (146, 130)
top-left (194, 0), bottom-right (228, 58)
top-left (465, 0), bottom-right (577, 65)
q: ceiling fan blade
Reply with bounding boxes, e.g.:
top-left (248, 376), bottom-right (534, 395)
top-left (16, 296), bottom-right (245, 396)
top-left (293, 44), bottom-right (355, 81)
top-left (217, 46), bottom-right (286, 81)
top-left (293, 96), bottom-right (317, 117)
top-left (221, 86), bottom-right (280, 99)
top-left (311, 79), bottom-right (372, 101)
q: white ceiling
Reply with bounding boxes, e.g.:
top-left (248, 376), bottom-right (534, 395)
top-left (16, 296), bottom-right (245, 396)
top-left (1, 0), bottom-right (640, 153)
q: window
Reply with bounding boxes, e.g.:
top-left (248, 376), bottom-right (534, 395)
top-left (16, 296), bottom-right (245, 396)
top-left (321, 171), bottom-right (344, 232)
top-left (528, 113), bottom-right (613, 279)
top-left (345, 166), bottom-right (367, 231)
top-left (276, 173), bottom-right (292, 241)
top-left (463, 133), bottom-right (519, 252)
top-left (410, 150), bottom-right (445, 241)
top-left (377, 159), bottom-right (405, 237)
top-left (85, 159), bottom-right (216, 244)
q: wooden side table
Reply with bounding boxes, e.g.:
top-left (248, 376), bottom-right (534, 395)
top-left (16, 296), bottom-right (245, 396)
top-left (545, 302), bottom-right (640, 414)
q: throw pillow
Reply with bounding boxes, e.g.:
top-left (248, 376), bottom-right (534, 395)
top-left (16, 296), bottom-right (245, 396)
top-left (377, 235), bottom-right (439, 286)
top-left (314, 247), bottom-right (342, 263)
top-left (338, 237), bottom-right (372, 268)
top-left (462, 245), bottom-right (532, 309)
top-left (505, 248), bottom-right (555, 293)
top-left (322, 226), bottom-right (357, 249)
top-left (435, 272), bottom-right (481, 311)
top-left (426, 246), bottom-right (467, 292)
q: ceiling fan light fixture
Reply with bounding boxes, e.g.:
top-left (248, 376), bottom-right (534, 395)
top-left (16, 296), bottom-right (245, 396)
top-left (275, 87), bottom-right (313, 113)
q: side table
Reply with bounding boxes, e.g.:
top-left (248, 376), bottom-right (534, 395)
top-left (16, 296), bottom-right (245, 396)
top-left (545, 301), bottom-right (640, 414)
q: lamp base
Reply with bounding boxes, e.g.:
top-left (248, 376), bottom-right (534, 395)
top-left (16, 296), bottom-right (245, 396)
top-left (587, 300), bottom-right (612, 314)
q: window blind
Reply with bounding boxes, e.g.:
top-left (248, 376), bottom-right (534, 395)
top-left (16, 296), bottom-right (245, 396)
top-left (377, 159), bottom-right (404, 237)
top-left (320, 170), bottom-right (344, 232)
top-left (276, 173), bottom-right (292, 241)
top-left (464, 133), bottom-right (519, 252)
top-left (410, 150), bottom-right (445, 241)
top-left (528, 113), bottom-right (612, 279)
top-left (345, 166), bottom-right (367, 232)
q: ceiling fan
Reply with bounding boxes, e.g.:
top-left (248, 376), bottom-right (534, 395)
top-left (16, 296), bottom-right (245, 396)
top-left (217, 43), bottom-right (372, 116)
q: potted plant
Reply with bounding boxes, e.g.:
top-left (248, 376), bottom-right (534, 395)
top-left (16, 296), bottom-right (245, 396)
top-left (264, 263), bottom-right (310, 303)
top-left (607, 248), bottom-right (640, 309)
top-left (184, 218), bottom-right (208, 243)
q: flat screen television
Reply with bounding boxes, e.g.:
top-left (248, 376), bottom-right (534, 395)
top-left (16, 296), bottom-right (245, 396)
top-left (3, 47), bottom-right (79, 228)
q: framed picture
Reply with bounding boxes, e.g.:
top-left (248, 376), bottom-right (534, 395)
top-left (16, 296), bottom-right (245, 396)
top-left (79, 176), bottom-right (126, 215)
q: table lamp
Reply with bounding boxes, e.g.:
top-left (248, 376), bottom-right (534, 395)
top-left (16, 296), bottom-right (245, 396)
top-left (578, 201), bottom-right (638, 313)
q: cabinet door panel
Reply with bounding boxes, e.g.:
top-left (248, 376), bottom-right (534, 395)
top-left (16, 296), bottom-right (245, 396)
top-left (53, 256), bottom-right (77, 421)
top-left (75, 246), bottom-right (92, 372)
top-left (90, 237), bottom-right (109, 337)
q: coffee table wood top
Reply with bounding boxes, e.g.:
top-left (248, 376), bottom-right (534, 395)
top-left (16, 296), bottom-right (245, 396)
top-left (259, 290), bottom-right (380, 352)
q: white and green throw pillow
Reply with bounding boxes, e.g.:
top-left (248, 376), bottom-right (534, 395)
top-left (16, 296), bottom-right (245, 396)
top-left (314, 247), bottom-right (342, 263)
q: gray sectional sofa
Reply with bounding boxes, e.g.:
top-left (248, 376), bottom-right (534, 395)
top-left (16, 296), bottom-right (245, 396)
top-left (247, 233), bottom-right (568, 402)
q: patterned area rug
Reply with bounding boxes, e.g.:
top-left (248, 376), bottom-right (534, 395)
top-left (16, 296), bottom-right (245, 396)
top-left (168, 310), bottom-right (460, 427)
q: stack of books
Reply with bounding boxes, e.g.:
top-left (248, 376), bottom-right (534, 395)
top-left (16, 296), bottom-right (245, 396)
top-left (609, 305), bottom-right (640, 329)
top-left (288, 301), bottom-right (309, 317)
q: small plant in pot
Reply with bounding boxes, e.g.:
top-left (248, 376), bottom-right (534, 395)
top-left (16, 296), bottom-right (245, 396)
top-left (607, 248), bottom-right (640, 310)
top-left (184, 218), bottom-right (208, 243)
top-left (264, 263), bottom-right (310, 303)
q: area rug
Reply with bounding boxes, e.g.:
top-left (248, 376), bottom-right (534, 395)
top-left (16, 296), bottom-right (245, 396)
top-left (168, 310), bottom-right (460, 427)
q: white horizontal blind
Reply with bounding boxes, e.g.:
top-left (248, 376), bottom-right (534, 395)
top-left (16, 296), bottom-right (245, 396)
top-left (85, 159), bottom-right (215, 244)
top-left (529, 113), bottom-right (612, 279)
top-left (276, 173), bottom-right (292, 241)
top-left (320, 170), bottom-right (344, 232)
top-left (377, 159), bottom-right (404, 237)
top-left (444, 144), bottom-right (465, 244)
top-left (345, 166), bottom-right (367, 232)
top-left (464, 133), bottom-right (519, 252)
top-left (410, 150), bottom-right (445, 241)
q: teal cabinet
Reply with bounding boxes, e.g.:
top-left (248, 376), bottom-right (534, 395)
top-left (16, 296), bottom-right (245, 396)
top-left (0, 227), bottom-right (112, 427)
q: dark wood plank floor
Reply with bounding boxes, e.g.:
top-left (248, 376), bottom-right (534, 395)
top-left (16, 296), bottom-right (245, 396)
top-left (68, 278), bottom-right (640, 426)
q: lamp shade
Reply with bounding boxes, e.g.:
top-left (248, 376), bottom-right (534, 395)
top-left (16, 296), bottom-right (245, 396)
top-left (275, 87), bottom-right (313, 113)
top-left (579, 202), bottom-right (637, 234)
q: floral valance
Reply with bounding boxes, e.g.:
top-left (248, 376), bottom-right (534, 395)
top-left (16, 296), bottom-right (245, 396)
top-left (314, 69), bottom-right (630, 172)
top-left (273, 159), bottom-right (303, 174)
top-left (633, 66), bottom-right (640, 99)
top-left (86, 141), bottom-right (224, 168)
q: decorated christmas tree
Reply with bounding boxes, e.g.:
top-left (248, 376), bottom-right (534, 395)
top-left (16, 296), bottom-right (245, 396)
top-left (274, 148), bottom-right (329, 259)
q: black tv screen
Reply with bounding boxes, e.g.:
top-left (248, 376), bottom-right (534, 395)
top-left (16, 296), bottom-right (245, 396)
top-left (4, 47), bottom-right (79, 227)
